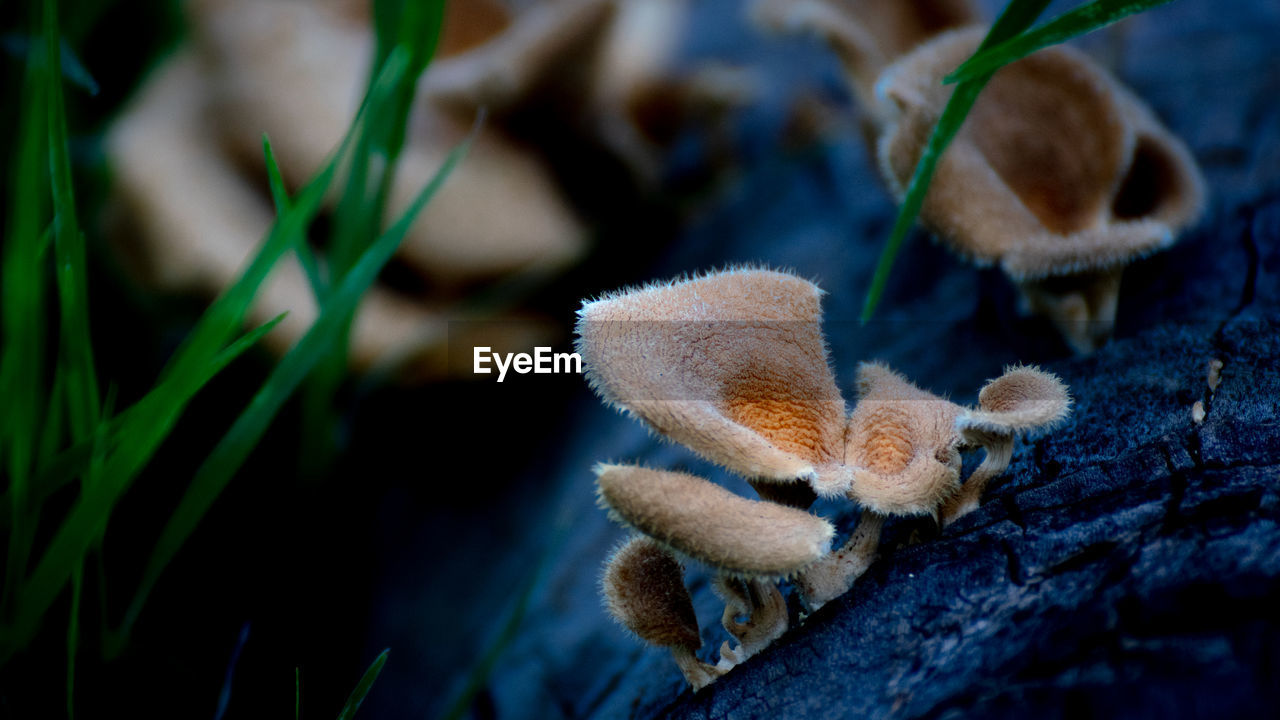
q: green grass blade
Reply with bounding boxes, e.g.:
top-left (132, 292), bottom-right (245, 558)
top-left (860, 83), bottom-right (985, 321)
top-left (336, 649), bottom-right (389, 720)
top-left (860, 0), bottom-right (1051, 321)
top-left (26, 313), bottom-right (287, 508)
top-left (264, 134), bottom-right (326, 300)
top-left (37, 372), bottom-right (65, 476)
top-left (371, 0), bottom-right (446, 197)
top-left (155, 49), bottom-right (407, 388)
top-left (371, 0), bottom-right (444, 160)
top-left (46, 0), bottom-right (101, 442)
top-left (306, 10), bottom-right (443, 471)
top-left (2, 7), bottom-right (51, 623)
top-left (66, 561), bottom-right (82, 720)
top-left (982, 0), bottom-right (1055, 52)
top-left (115, 129), bottom-right (474, 643)
top-left (3, 312), bottom-right (284, 659)
top-left (945, 0), bottom-right (1177, 83)
top-left (5, 39), bottom-right (408, 664)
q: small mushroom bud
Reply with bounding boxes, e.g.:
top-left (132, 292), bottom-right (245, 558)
top-left (941, 365), bottom-right (1072, 524)
top-left (964, 364), bottom-right (1072, 433)
top-left (595, 464), bottom-right (835, 576)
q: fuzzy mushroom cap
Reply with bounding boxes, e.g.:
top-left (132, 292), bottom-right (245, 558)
top-left (876, 27), bottom-right (1205, 280)
top-left (576, 269), bottom-right (847, 486)
top-left (959, 365), bottom-right (1072, 435)
top-left (596, 464), bottom-right (836, 576)
top-left (602, 536), bottom-right (701, 651)
top-left (845, 363), bottom-right (965, 515)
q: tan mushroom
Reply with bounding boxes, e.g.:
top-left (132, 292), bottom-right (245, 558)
top-left (753, 1), bottom-right (1206, 354)
top-left (420, 0), bottom-right (754, 185)
top-left (602, 536), bottom-right (723, 690)
top-left (109, 0), bottom-right (756, 376)
top-left (596, 464), bottom-right (825, 683)
top-left (105, 51), bottom-right (463, 367)
top-left (596, 464), bottom-right (835, 577)
top-left (107, 0), bottom-right (596, 377)
top-left (189, 0), bottom-right (588, 286)
top-left (579, 268), bottom-right (1071, 683)
top-left (576, 268), bottom-right (848, 489)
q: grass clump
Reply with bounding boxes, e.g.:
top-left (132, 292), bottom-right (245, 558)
top-left (0, 0), bottom-right (458, 714)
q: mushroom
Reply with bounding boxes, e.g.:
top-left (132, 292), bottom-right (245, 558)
top-left (602, 536), bottom-right (722, 690)
top-left (105, 51), bottom-right (473, 368)
top-left (188, 0), bottom-right (588, 287)
top-left (109, 0), bottom-right (758, 376)
top-left (752, 1), bottom-right (1206, 354)
top-left (107, 0), bottom-right (592, 377)
top-left (598, 465), bottom-right (825, 686)
top-left (578, 268), bottom-right (1071, 684)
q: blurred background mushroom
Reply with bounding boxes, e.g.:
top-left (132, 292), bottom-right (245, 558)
top-left (106, 0), bottom-right (756, 380)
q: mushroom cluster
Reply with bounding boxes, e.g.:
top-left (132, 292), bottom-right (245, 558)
top-left (576, 268), bottom-right (1071, 689)
top-left (107, 0), bottom-right (741, 378)
top-left (753, 0), bottom-right (1206, 354)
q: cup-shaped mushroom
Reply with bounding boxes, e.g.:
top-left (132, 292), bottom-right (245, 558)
top-left (845, 363), bottom-right (965, 515)
top-left (876, 27), bottom-right (1205, 353)
top-left (577, 269), bottom-right (849, 487)
top-left (595, 464), bottom-right (835, 577)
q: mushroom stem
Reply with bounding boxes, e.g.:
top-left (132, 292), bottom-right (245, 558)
top-left (797, 510), bottom-right (886, 611)
top-left (712, 575), bottom-right (788, 668)
top-left (1016, 268), bottom-right (1123, 355)
top-left (670, 645), bottom-right (725, 691)
top-left (940, 431), bottom-right (1014, 526)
